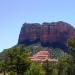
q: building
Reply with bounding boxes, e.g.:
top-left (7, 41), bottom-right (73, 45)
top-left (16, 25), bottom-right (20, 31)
top-left (29, 50), bottom-right (58, 62)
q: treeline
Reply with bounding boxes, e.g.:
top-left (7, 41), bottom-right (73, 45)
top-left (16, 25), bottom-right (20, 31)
top-left (0, 37), bottom-right (75, 75)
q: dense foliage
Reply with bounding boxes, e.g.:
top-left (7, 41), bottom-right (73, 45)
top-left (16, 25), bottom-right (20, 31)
top-left (0, 36), bottom-right (75, 75)
top-left (0, 44), bottom-right (32, 75)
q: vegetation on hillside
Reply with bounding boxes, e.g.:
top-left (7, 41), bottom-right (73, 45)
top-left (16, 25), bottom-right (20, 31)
top-left (0, 37), bottom-right (75, 75)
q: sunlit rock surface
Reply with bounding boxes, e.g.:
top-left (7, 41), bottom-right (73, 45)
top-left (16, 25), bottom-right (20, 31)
top-left (18, 21), bottom-right (75, 51)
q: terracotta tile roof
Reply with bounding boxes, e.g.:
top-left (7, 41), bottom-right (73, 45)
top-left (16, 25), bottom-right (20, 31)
top-left (29, 51), bottom-right (58, 62)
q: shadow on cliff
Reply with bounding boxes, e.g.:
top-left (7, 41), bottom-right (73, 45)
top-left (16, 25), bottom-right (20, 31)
top-left (18, 39), bottom-right (68, 52)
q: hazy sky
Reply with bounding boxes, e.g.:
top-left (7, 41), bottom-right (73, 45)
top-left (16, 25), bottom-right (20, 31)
top-left (0, 0), bottom-right (75, 52)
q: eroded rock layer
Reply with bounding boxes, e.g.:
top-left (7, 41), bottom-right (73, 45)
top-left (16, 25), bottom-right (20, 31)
top-left (18, 21), bottom-right (75, 51)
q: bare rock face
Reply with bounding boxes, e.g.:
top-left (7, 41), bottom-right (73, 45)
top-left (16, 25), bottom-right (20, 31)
top-left (18, 21), bottom-right (75, 51)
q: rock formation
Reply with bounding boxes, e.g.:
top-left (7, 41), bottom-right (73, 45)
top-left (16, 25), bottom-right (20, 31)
top-left (18, 21), bottom-right (75, 51)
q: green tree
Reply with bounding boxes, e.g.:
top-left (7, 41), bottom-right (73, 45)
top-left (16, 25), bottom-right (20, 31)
top-left (42, 60), bottom-right (58, 75)
top-left (0, 59), bottom-right (8, 75)
top-left (5, 44), bottom-right (31, 75)
top-left (25, 63), bottom-right (45, 75)
top-left (67, 37), bottom-right (75, 58)
top-left (58, 53), bottom-right (72, 75)
top-left (67, 37), bottom-right (75, 75)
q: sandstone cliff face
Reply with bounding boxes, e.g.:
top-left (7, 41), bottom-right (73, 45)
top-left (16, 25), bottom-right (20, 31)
top-left (18, 21), bottom-right (75, 50)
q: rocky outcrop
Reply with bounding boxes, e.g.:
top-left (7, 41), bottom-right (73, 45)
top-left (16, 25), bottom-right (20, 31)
top-left (18, 21), bottom-right (75, 51)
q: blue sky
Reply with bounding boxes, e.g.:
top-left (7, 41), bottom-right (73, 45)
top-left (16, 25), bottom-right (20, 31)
top-left (0, 0), bottom-right (75, 52)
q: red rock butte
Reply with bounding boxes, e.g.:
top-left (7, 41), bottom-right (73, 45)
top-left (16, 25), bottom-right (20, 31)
top-left (18, 21), bottom-right (75, 51)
